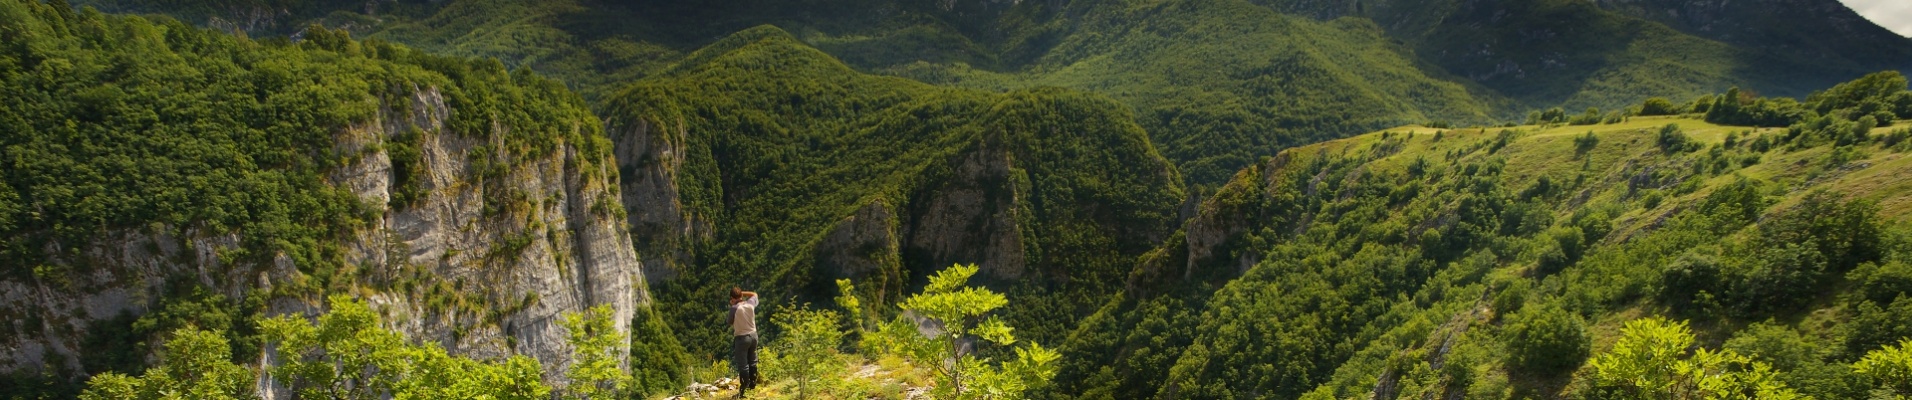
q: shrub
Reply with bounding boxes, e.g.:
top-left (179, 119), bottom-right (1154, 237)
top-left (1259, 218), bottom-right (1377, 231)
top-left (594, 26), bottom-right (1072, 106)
top-left (1578, 318), bottom-right (1803, 400)
top-left (1573, 131), bottom-right (1600, 158)
top-left (562, 306), bottom-right (630, 400)
top-left (763, 307), bottom-right (846, 398)
top-left (1502, 304), bottom-right (1590, 377)
top-left (1657, 124), bottom-right (1696, 153)
top-left (869, 264), bottom-right (1060, 399)
top-left (1853, 339), bottom-right (1912, 397)
top-left (79, 326), bottom-right (253, 400)
top-left (1640, 97), bottom-right (1682, 116)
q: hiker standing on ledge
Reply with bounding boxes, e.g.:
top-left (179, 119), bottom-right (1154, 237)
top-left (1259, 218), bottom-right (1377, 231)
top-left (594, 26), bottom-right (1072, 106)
top-left (729, 287), bottom-right (760, 396)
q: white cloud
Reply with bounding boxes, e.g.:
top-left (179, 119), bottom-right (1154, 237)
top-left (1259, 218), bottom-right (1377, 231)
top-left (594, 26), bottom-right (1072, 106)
top-left (1841, 0), bottom-right (1912, 37)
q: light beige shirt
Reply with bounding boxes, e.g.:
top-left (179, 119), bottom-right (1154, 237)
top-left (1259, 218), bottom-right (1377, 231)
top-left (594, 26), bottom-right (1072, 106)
top-left (731, 294), bottom-right (758, 336)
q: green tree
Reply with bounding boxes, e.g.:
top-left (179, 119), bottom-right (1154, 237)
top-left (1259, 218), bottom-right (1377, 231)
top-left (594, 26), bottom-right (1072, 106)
top-left (874, 264), bottom-right (1060, 399)
top-left (1854, 339), bottom-right (1912, 398)
top-left (1573, 131), bottom-right (1599, 158)
top-left (259, 295), bottom-right (412, 399)
top-left (259, 295), bottom-right (553, 399)
top-left (1502, 303), bottom-right (1590, 377)
top-left (1657, 123), bottom-right (1695, 153)
top-left (79, 326), bottom-right (256, 400)
top-left (763, 307), bottom-right (846, 398)
top-left (562, 305), bottom-right (630, 400)
top-left (1579, 318), bottom-right (1803, 400)
top-left (1640, 97), bottom-right (1681, 116)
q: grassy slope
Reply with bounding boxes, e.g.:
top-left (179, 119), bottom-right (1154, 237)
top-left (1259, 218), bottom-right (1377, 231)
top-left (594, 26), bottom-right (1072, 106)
top-left (603, 26), bottom-right (1185, 357)
top-left (1054, 113), bottom-right (1912, 398)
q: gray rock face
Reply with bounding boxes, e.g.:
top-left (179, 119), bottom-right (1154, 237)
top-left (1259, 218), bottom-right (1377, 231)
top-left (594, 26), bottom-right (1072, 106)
top-left (901, 141), bottom-right (1029, 282)
top-left (0, 86), bottom-right (649, 388)
top-left (612, 118), bottom-right (709, 285)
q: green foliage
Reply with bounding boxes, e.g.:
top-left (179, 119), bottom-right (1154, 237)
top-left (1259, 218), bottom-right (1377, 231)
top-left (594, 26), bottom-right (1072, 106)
top-left (259, 295), bottom-right (553, 399)
top-left (1724, 322), bottom-right (1866, 399)
top-left (882, 264), bottom-right (1059, 399)
top-left (1854, 339), bottom-right (1912, 398)
top-left (561, 305), bottom-right (629, 400)
top-left (1578, 318), bottom-right (1803, 400)
top-left (1, 0), bottom-right (617, 297)
top-left (1639, 97), bottom-right (1683, 116)
top-left (1656, 123), bottom-right (1698, 153)
top-left (1845, 296), bottom-right (1912, 360)
top-left (835, 279), bottom-right (865, 332)
top-left (1573, 131), bottom-right (1600, 158)
top-left (613, 27), bottom-right (1182, 361)
top-left (627, 306), bottom-right (692, 397)
top-left (79, 326), bottom-right (255, 400)
top-left (892, 0), bottom-right (1499, 185)
top-left (1706, 87), bottom-right (1812, 127)
top-left (762, 306), bottom-right (846, 398)
top-left (1502, 303), bottom-right (1590, 377)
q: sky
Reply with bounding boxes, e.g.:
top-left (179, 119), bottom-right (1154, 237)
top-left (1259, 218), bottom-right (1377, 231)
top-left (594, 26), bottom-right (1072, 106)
top-left (1841, 0), bottom-right (1912, 37)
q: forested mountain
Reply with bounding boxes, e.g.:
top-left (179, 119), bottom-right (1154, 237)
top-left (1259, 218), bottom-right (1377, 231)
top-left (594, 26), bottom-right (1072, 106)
top-left (1055, 74), bottom-right (1912, 398)
top-left (8, 0), bottom-right (1912, 399)
top-left (75, 0), bottom-right (1911, 186)
top-left (600, 25), bottom-right (1185, 357)
top-left (0, 0), bottom-right (685, 396)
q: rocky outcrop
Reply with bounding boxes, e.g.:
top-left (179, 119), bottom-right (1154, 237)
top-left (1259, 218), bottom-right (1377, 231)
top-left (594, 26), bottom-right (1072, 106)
top-left (812, 201), bottom-right (904, 298)
top-left (612, 118), bottom-right (709, 284)
top-left (0, 86), bottom-right (650, 386)
top-left (901, 141), bottom-right (1029, 282)
top-left (331, 86), bottom-right (645, 380)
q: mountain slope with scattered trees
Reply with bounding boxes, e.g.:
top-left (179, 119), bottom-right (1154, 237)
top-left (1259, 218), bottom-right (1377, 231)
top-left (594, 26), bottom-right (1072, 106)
top-left (1052, 72), bottom-right (1912, 399)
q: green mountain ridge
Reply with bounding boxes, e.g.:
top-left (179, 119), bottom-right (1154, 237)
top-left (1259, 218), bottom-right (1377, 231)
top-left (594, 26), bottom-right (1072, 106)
top-left (601, 25), bottom-right (1186, 357)
top-left (1055, 82), bottom-right (1912, 398)
top-left (74, 0), bottom-right (1912, 187)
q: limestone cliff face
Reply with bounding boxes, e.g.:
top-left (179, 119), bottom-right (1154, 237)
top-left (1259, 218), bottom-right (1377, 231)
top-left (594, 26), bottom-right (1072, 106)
top-left (611, 118), bottom-right (710, 285)
top-left (900, 140), bottom-right (1030, 283)
top-left (0, 86), bottom-right (649, 386)
top-left (329, 86), bottom-right (644, 379)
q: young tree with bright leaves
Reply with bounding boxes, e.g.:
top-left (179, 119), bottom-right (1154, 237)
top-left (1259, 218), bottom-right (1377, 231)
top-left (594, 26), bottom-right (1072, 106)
top-left (1578, 318), bottom-right (1802, 400)
top-left (870, 264), bottom-right (1060, 399)
top-left (1854, 339), bottom-right (1912, 398)
top-left (258, 295), bottom-right (552, 400)
top-left (763, 307), bottom-right (847, 397)
top-left (562, 305), bottom-right (630, 400)
top-left (259, 295), bottom-right (413, 399)
top-left (80, 326), bottom-right (256, 400)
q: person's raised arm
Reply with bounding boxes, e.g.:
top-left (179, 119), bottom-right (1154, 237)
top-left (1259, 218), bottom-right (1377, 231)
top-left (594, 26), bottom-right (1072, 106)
top-left (743, 291), bottom-right (759, 306)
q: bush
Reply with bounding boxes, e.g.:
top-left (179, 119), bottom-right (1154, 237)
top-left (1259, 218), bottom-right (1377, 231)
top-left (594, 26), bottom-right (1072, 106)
top-left (1657, 124), bottom-right (1696, 153)
top-left (1844, 296), bottom-right (1912, 357)
top-left (1853, 339), bottom-right (1912, 397)
top-left (1640, 97), bottom-right (1682, 116)
top-left (1502, 304), bottom-right (1590, 377)
top-left (1848, 261), bottom-right (1912, 306)
top-left (763, 307), bottom-right (846, 398)
top-left (1578, 318), bottom-right (1803, 400)
top-left (1724, 323), bottom-right (1865, 400)
top-left (79, 326), bottom-right (253, 400)
top-left (1573, 131), bottom-right (1600, 158)
top-left (1658, 251), bottom-right (1723, 313)
top-left (870, 264), bottom-right (1060, 399)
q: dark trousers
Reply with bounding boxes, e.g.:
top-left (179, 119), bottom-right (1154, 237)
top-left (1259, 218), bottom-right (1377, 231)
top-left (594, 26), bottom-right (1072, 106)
top-left (731, 334), bottom-right (759, 392)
